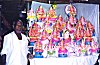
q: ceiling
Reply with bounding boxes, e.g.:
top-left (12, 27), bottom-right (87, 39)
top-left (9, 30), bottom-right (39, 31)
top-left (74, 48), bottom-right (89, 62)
top-left (0, 0), bottom-right (100, 3)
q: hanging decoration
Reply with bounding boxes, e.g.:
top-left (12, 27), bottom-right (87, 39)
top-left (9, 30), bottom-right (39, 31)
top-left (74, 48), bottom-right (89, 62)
top-left (51, 3), bottom-right (57, 10)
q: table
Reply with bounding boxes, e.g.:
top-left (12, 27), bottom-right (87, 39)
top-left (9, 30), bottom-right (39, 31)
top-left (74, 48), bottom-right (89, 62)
top-left (30, 54), bottom-right (99, 65)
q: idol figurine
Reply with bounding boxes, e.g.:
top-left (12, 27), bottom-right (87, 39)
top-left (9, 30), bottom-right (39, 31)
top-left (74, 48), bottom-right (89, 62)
top-left (27, 9), bottom-right (36, 28)
top-left (91, 40), bottom-right (98, 55)
top-left (36, 5), bottom-right (45, 22)
top-left (69, 15), bottom-right (76, 25)
top-left (58, 39), bottom-right (68, 57)
top-left (29, 22), bottom-right (40, 46)
top-left (47, 7), bottom-right (57, 23)
top-left (84, 27), bottom-right (92, 45)
top-left (66, 21), bottom-right (75, 34)
top-left (69, 4), bottom-right (76, 16)
top-left (52, 28), bottom-right (60, 46)
top-left (86, 21), bottom-right (95, 36)
top-left (63, 30), bottom-right (71, 46)
top-left (79, 16), bottom-right (86, 28)
top-left (80, 39), bottom-right (86, 56)
top-left (86, 44), bottom-right (92, 55)
top-left (34, 39), bottom-right (44, 58)
top-left (47, 39), bottom-right (56, 58)
top-left (74, 27), bottom-right (83, 45)
top-left (65, 4), bottom-right (76, 17)
top-left (40, 30), bottom-right (49, 49)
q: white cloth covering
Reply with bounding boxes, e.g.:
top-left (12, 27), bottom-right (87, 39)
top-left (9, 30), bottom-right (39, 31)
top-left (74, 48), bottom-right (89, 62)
top-left (30, 54), bottom-right (99, 65)
top-left (1, 31), bottom-right (29, 65)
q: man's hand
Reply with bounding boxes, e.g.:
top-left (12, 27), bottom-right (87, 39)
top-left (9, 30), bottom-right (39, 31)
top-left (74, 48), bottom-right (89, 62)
top-left (27, 53), bottom-right (33, 59)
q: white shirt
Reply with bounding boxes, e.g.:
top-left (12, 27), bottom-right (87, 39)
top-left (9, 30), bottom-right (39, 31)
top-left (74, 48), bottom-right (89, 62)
top-left (1, 31), bottom-right (29, 65)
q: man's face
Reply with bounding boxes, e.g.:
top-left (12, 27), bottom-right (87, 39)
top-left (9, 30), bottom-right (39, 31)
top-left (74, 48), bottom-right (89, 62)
top-left (15, 21), bottom-right (22, 33)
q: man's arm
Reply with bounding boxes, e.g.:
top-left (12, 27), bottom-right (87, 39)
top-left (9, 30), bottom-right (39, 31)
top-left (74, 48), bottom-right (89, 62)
top-left (23, 34), bottom-right (33, 59)
top-left (1, 34), bottom-right (11, 65)
top-left (27, 53), bottom-right (33, 59)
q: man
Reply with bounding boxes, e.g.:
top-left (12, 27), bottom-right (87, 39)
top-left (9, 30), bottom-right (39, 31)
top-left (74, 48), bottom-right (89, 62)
top-left (1, 20), bottom-right (32, 65)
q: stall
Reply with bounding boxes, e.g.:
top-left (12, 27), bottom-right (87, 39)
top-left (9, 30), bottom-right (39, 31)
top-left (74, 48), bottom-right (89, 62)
top-left (27, 1), bottom-right (99, 64)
